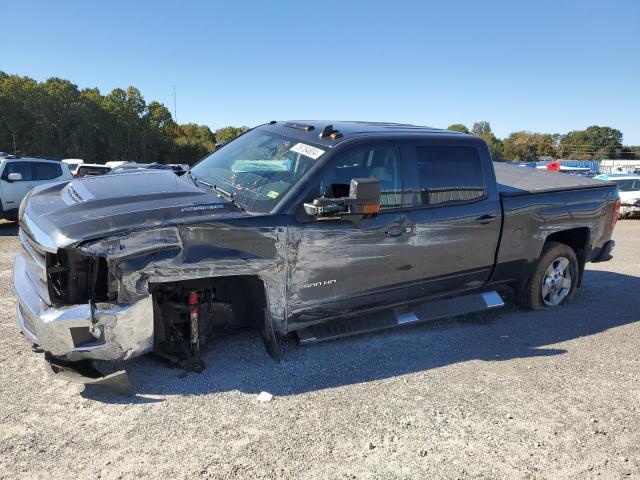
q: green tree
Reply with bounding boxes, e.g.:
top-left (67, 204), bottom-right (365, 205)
top-left (175, 123), bottom-right (215, 163)
top-left (470, 121), bottom-right (503, 161)
top-left (471, 121), bottom-right (492, 137)
top-left (214, 126), bottom-right (248, 144)
top-left (0, 73), bottom-right (40, 154)
top-left (559, 125), bottom-right (622, 159)
top-left (503, 131), bottom-right (557, 162)
top-left (0, 71), bottom-right (229, 164)
top-left (447, 123), bottom-right (469, 134)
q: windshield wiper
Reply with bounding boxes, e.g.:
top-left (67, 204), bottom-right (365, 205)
top-left (191, 175), bottom-right (246, 211)
top-left (196, 178), bottom-right (235, 200)
top-left (186, 170), bottom-right (199, 186)
top-left (212, 184), bottom-right (234, 199)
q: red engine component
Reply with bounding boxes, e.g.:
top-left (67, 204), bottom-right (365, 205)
top-left (187, 291), bottom-right (199, 349)
top-left (187, 291), bottom-right (199, 308)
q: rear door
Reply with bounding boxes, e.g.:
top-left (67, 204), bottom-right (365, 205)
top-left (0, 161), bottom-right (35, 212)
top-left (400, 141), bottom-right (501, 295)
top-left (32, 161), bottom-right (65, 186)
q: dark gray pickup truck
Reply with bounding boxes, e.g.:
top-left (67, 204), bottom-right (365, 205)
top-left (13, 121), bottom-right (619, 391)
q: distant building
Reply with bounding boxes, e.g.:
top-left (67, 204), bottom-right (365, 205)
top-left (600, 159), bottom-right (640, 174)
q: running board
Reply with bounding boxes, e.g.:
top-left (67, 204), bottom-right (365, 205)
top-left (297, 291), bottom-right (504, 345)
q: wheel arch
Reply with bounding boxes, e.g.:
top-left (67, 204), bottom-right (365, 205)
top-left (544, 227), bottom-right (590, 287)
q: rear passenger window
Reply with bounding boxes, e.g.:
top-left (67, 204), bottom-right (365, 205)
top-left (33, 162), bottom-right (62, 180)
top-left (78, 166), bottom-right (107, 175)
top-left (415, 146), bottom-right (485, 206)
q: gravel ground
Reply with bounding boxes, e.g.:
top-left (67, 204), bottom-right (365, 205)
top-left (0, 219), bottom-right (638, 480)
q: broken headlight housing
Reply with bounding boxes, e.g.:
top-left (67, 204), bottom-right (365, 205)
top-left (46, 249), bottom-right (111, 306)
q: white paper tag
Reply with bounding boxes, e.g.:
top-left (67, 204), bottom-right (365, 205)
top-left (290, 142), bottom-right (325, 160)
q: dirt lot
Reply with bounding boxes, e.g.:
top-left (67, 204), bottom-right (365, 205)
top-left (0, 220), bottom-right (638, 480)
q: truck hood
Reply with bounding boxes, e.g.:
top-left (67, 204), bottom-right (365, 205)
top-left (21, 170), bottom-right (248, 250)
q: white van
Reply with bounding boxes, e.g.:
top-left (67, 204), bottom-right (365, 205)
top-left (0, 157), bottom-right (73, 220)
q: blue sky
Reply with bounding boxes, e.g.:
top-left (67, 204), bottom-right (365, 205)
top-left (1, 0), bottom-right (639, 143)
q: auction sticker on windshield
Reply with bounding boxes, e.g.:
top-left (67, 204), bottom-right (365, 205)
top-left (290, 143), bottom-right (325, 160)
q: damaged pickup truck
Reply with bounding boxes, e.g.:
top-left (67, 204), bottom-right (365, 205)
top-left (13, 121), bottom-right (619, 391)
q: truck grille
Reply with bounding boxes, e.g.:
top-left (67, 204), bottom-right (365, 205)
top-left (18, 228), bottom-right (51, 305)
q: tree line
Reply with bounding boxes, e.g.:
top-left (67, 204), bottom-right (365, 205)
top-left (448, 122), bottom-right (639, 162)
top-left (1, 72), bottom-right (637, 164)
top-left (0, 71), bottom-right (247, 165)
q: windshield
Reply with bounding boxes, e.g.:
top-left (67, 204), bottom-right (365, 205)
top-left (614, 179), bottom-right (640, 192)
top-left (190, 129), bottom-right (326, 213)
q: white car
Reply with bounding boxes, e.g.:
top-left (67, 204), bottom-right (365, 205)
top-left (73, 163), bottom-right (111, 178)
top-left (105, 160), bottom-right (128, 169)
top-left (0, 157), bottom-right (73, 220)
top-left (595, 173), bottom-right (640, 218)
top-left (62, 159), bottom-right (84, 174)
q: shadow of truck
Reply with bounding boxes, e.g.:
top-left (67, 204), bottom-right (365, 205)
top-left (81, 268), bottom-right (639, 402)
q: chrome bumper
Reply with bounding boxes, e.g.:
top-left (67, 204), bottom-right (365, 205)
top-left (13, 251), bottom-right (154, 362)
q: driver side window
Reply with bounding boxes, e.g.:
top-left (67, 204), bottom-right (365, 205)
top-left (1, 162), bottom-right (33, 181)
top-left (317, 145), bottom-right (402, 209)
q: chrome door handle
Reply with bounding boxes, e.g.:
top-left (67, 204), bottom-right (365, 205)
top-left (475, 214), bottom-right (497, 225)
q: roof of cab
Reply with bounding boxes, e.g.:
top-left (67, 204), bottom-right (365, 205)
top-left (263, 120), bottom-right (470, 147)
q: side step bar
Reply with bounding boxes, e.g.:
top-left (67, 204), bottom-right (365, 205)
top-left (297, 291), bottom-right (504, 345)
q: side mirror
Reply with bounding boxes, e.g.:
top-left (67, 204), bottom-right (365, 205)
top-left (7, 172), bottom-right (23, 182)
top-left (304, 177), bottom-right (381, 219)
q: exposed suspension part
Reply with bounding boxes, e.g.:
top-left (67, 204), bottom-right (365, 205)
top-left (187, 290), bottom-right (203, 372)
top-left (149, 276), bottom-right (276, 375)
top-left (152, 286), bottom-right (221, 373)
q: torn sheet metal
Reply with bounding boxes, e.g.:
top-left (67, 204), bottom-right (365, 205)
top-left (79, 220), bottom-right (290, 334)
top-left (15, 252), bottom-right (154, 362)
top-left (46, 355), bottom-right (132, 395)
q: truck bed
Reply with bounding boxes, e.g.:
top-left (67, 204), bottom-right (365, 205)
top-left (494, 162), bottom-right (612, 196)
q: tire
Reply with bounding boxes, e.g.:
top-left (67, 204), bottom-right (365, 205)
top-left (520, 241), bottom-right (579, 310)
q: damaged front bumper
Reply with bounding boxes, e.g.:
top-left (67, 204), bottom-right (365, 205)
top-left (14, 251), bottom-right (154, 365)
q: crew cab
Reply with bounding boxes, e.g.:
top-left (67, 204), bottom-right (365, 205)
top-left (1, 157), bottom-right (73, 220)
top-left (12, 121), bottom-right (619, 392)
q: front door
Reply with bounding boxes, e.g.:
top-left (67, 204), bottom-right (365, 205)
top-left (287, 143), bottom-right (416, 326)
top-left (0, 161), bottom-right (35, 212)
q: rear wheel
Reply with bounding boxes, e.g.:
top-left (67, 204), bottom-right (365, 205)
top-left (520, 241), bottom-right (579, 310)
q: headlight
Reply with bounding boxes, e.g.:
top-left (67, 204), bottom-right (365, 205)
top-left (18, 189), bottom-right (34, 221)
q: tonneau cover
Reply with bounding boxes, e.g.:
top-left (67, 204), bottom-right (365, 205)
top-left (494, 162), bottom-right (613, 196)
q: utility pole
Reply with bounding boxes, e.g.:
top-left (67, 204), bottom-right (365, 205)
top-left (173, 84), bottom-right (178, 123)
top-left (12, 133), bottom-right (16, 155)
